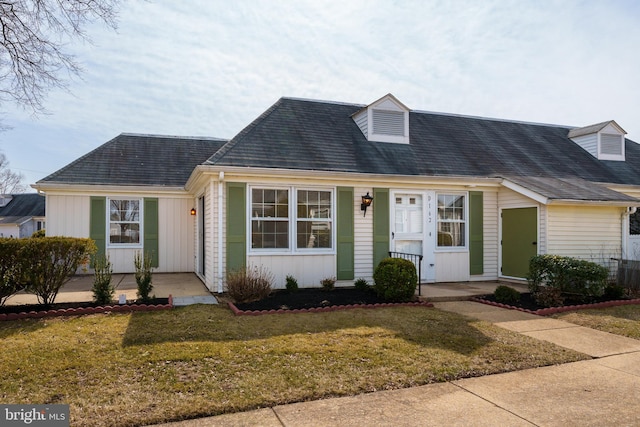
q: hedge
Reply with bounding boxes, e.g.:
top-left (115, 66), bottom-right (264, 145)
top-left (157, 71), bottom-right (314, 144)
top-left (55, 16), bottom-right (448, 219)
top-left (527, 254), bottom-right (609, 299)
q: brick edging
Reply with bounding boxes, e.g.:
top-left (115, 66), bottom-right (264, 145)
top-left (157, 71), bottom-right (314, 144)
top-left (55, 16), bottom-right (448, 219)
top-left (470, 296), bottom-right (640, 316)
top-left (228, 300), bottom-right (434, 316)
top-left (0, 294), bottom-right (174, 321)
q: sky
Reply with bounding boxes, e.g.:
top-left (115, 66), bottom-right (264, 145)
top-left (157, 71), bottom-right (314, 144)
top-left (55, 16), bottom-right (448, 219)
top-left (1, 0), bottom-right (640, 190)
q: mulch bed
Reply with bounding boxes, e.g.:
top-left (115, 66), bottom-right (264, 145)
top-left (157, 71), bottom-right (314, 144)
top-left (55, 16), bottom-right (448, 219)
top-left (231, 288), bottom-right (432, 315)
top-left (473, 292), bottom-right (640, 315)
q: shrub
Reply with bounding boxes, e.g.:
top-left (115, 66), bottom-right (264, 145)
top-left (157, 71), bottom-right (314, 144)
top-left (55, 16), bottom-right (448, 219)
top-left (134, 251), bottom-right (154, 303)
top-left (528, 255), bottom-right (608, 299)
top-left (373, 257), bottom-right (417, 302)
top-left (226, 265), bottom-right (273, 303)
top-left (493, 285), bottom-right (520, 305)
top-left (320, 276), bottom-right (336, 291)
top-left (0, 238), bottom-right (26, 306)
top-left (285, 275), bottom-right (299, 293)
top-left (31, 229), bottom-right (46, 238)
top-left (532, 286), bottom-right (564, 308)
top-left (603, 283), bottom-right (626, 300)
top-left (354, 277), bottom-right (370, 291)
top-left (22, 237), bottom-right (96, 306)
top-left (92, 255), bottom-right (114, 305)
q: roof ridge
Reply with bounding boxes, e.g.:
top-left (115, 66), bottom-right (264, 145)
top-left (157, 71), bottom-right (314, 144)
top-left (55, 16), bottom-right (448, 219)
top-left (412, 109), bottom-right (573, 129)
top-left (120, 132), bottom-right (227, 141)
top-left (281, 96), bottom-right (366, 108)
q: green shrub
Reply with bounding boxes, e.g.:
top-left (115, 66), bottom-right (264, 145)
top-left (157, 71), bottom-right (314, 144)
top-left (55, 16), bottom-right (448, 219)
top-left (532, 286), bottom-right (565, 307)
top-left (31, 229), bottom-right (46, 238)
top-left (92, 255), bottom-right (114, 305)
top-left (22, 237), bottom-right (96, 306)
top-left (320, 276), bottom-right (336, 291)
top-left (373, 257), bottom-right (417, 302)
top-left (354, 277), bottom-right (370, 291)
top-left (493, 285), bottom-right (520, 305)
top-left (226, 265), bottom-right (273, 303)
top-left (603, 283), bottom-right (626, 300)
top-left (528, 255), bottom-right (608, 299)
top-left (285, 275), bottom-right (299, 293)
top-left (134, 251), bottom-right (154, 303)
top-left (0, 238), bottom-right (26, 306)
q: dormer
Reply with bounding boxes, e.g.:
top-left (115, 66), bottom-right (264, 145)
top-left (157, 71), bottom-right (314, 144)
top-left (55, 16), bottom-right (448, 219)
top-left (0, 195), bottom-right (13, 208)
top-left (352, 94), bottom-right (410, 144)
top-left (568, 120), bottom-right (626, 161)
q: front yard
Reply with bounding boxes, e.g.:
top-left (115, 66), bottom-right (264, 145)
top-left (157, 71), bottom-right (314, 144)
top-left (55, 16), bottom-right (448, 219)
top-left (554, 305), bottom-right (640, 339)
top-left (0, 305), bottom-right (588, 427)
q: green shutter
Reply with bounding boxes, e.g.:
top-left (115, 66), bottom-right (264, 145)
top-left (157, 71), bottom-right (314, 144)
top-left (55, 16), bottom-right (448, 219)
top-left (469, 191), bottom-right (484, 275)
top-left (226, 182), bottom-right (246, 273)
top-left (144, 198), bottom-right (159, 268)
top-left (336, 187), bottom-right (354, 280)
top-left (90, 196), bottom-right (106, 262)
top-left (373, 188), bottom-right (390, 269)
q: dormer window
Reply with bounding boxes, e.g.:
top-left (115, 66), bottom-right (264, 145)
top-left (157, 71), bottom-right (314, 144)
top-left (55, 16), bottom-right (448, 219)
top-left (353, 94), bottom-right (410, 144)
top-left (568, 120), bottom-right (626, 161)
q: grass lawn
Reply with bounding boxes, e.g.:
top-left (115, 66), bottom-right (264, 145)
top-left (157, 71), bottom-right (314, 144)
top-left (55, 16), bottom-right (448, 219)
top-left (554, 304), bottom-right (640, 340)
top-left (0, 305), bottom-right (588, 427)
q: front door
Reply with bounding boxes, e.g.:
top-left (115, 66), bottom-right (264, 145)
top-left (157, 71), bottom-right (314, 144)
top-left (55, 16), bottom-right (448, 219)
top-left (501, 207), bottom-right (537, 278)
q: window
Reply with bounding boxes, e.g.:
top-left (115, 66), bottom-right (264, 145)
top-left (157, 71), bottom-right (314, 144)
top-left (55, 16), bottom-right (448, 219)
top-left (250, 187), bottom-right (333, 251)
top-left (297, 190), bottom-right (332, 249)
top-left (109, 199), bottom-right (141, 245)
top-left (631, 210), bottom-right (640, 235)
top-left (251, 188), bottom-right (289, 249)
top-left (437, 194), bottom-right (465, 247)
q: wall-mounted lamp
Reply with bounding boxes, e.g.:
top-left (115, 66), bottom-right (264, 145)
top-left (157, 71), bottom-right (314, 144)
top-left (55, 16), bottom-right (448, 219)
top-left (361, 192), bottom-right (374, 216)
top-left (190, 208), bottom-right (196, 216)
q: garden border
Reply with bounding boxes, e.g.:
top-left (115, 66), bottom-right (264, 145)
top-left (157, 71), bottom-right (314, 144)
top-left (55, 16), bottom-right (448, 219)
top-left (228, 300), bottom-right (433, 316)
top-left (471, 296), bottom-right (640, 316)
top-left (0, 295), bottom-right (174, 321)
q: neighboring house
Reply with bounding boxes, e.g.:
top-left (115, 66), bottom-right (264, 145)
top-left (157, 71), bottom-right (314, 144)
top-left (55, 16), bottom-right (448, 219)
top-left (33, 94), bottom-right (640, 292)
top-left (0, 193), bottom-right (46, 238)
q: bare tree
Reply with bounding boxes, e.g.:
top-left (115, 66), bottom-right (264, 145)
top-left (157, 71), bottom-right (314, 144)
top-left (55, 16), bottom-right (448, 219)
top-left (0, 0), bottom-right (120, 114)
top-left (0, 151), bottom-right (25, 193)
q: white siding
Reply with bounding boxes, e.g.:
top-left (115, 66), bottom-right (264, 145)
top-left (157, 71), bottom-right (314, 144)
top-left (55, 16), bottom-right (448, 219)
top-left (570, 133), bottom-right (598, 158)
top-left (157, 198), bottom-right (194, 272)
top-left (247, 254), bottom-right (335, 289)
top-left (354, 186), bottom-right (373, 282)
top-left (435, 252), bottom-right (469, 282)
top-left (547, 205), bottom-right (622, 263)
top-left (475, 189), bottom-right (499, 281)
top-left (498, 187), bottom-right (537, 209)
top-left (46, 195), bottom-right (90, 238)
top-left (353, 110), bottom-right (368, 137)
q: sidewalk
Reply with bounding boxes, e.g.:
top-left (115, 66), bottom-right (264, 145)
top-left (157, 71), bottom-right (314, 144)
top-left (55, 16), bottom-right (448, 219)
top-left (158, 301), bottom-right (640, 427)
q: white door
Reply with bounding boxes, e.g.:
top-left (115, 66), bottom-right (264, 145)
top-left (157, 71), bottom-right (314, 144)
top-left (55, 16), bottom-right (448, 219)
top-left (391, 192), bottom-right (436, 282)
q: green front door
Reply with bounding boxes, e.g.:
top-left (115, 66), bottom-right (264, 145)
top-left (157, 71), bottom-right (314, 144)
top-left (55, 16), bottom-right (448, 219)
top-left (502, 207), bottom-right (537, 278)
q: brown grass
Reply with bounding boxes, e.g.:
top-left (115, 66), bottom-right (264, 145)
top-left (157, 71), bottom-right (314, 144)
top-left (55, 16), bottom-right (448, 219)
top-left (553, 304), bottom-right (640, 339)
top-left (0, 305), bottom-right (588, 427)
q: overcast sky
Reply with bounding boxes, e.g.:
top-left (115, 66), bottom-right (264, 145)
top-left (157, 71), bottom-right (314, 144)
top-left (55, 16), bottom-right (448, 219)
top-left (2, 0), bottom-right (639, 189)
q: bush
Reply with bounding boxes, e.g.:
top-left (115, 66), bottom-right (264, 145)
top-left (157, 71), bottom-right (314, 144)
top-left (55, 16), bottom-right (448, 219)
top-left (528, 255), bottom-right (609, 300)
top-left (603, 283), bottom-right (626, 300)
top-left (134, 251), bottom-right (154, 303)
top-left (0, 238), bottom-right (26, 306)
top-left (31, 229), bottom-right (46, 238)
top-left (354, 277), bottom-right (370, 291)
top-left (494, 285), bottom-right (520, 305)
top-left (92, 255), bottom-right (114, 305)
top-left (320, 276), bottom-right (336, 291)
top-left (22, 237), bottom-right (96, 306)
top-left (226, 265), bottom-right (273, 303)
top-left (533, 286), bottom-right (565, 307)
top-left (285, 275), bottom-right (299, 293)
top-left (373, 257), bottom-right (417, 302)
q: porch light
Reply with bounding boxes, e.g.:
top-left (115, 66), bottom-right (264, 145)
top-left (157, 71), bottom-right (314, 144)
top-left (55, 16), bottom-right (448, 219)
top-left (361, 192), bottom-right (373, 216)
top-left (190, 208), bottom-right (196, 216)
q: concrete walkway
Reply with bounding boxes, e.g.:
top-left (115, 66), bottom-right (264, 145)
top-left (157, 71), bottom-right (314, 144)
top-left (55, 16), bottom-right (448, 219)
top-left (157, 300), bottom-right (640, 427)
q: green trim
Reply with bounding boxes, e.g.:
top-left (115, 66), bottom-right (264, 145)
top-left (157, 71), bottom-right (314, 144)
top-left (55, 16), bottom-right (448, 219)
top-left (143, 198), bottom-right (159, 268)
top-left (226, 182), bottom-right (246, 273)
top-left (373, 188), bottom-right (390, 269)
top-left (469, 191), bottom-right (484, 275)
top-left (336, 187), bottom-right (354, 280)
top-left (89, 196), bottom-right (106, 262)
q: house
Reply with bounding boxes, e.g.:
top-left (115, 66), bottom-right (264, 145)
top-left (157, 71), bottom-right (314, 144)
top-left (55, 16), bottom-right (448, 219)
top-left (33, 94), bottom-right (640, 292)
top-left (0, 193), bottom-right (46, 238)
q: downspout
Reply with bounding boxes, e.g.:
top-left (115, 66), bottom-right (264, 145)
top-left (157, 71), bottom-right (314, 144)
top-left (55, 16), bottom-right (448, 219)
top-left (622, 206), bottom-right (637, 259)
top-left (217, 171), bottom-right (225, 293)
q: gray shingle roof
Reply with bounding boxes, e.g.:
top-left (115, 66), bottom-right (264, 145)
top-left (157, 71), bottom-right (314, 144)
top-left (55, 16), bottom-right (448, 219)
top-left (206, 97), bottom-right (640, 200)
top-left (39, 134), bottom-right (227, 187)
top-left (0, 194), bottom-right (45, 217)
top-left (504, 176), bottom-right (639, 202)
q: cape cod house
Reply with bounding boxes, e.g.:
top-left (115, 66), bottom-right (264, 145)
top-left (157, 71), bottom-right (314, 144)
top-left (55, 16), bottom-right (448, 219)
top-left (0, 193), bottom-right (46, 238)
top-left (33, 94), bottom-right (640, 292)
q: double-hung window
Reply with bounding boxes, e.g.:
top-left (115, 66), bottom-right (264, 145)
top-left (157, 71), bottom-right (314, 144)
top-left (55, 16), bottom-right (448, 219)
top-left (437, 194), bottom-right (466, 248)
top-left (109, 198), bottom-right (141, 245)
top-left (250, 187), bottom-right (333, 251)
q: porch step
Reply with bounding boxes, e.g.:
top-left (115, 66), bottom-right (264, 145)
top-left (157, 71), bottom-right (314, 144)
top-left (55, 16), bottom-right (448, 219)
top-left (172, 295), bottom-right (219, 306)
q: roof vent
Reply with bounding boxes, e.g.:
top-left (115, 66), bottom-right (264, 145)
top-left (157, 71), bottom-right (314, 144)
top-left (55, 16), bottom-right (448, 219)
top-left (353, 94), bottom-right (410, 144)
top-left (568, 120), bottom-right (626, 161)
